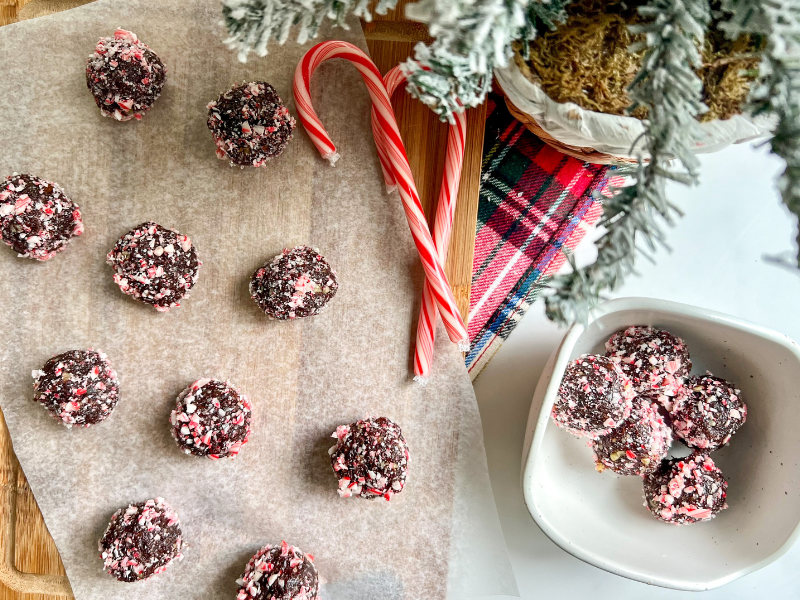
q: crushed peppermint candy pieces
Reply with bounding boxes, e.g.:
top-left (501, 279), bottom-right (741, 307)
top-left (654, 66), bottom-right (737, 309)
top-left (32, 349), bottom-right (119, 428)
top-left (643, 453), bottom-right (728, 525)
top-left (0, 173), bottom-right (83, 261)
top-left (605, 326), bottom-right (691, 403)
top-left (170, 378), bottom-right (252, 459)
top-left (592, 396), bottom-right (672, 476)
top-left (551, 354), bottom-right (635, 439)
top-left (86, 28), bottom-right (166, 121)
top-left (670, 373), bottom-right (747, 450)
top-left (236, 541), bottom-right (319, 600)
top-left (329, 416), bottom-right (409, 501)
top-left (106, 221), bottom-right (201, 312)
top-left (207, 81), bottom-right (296, 168)
top-left (99, 497), bottom-right (184, 582)
top-left (250, 245), bottom-right (338, 320)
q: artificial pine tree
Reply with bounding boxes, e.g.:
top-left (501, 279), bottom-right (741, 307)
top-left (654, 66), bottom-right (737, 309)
top-left (222, 0), bottom-right (800, 324)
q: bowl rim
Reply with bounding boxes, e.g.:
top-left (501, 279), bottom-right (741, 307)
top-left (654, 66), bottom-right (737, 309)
top-left (521, 296), bottom-right (800, 591)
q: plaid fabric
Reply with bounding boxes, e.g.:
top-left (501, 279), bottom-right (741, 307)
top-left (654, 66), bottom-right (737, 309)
top-left (465, 94), bottom-right (611, 379)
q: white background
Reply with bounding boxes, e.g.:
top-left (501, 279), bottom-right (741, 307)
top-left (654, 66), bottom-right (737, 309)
top-left (473, 143), bottom-right (800, 599)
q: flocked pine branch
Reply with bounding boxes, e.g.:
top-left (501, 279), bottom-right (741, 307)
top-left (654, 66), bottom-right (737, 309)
top-left (221, 0), bottom-right (399, 61)
top-left (401, 0), bottom-right (570, 121)
top-left (721, 0), bottom-right (800, 266)
top-left (544, 0), bottom-right (711, 324)
top-left (221, 0), bottom-right (570, 120)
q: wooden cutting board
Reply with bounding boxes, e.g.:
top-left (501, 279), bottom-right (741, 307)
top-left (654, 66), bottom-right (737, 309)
top-left (0, 1), bottom-right (485, 597)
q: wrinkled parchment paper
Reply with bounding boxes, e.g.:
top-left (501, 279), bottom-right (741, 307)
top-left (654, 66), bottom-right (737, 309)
top-left (0, 1), bottom-right (517, 598)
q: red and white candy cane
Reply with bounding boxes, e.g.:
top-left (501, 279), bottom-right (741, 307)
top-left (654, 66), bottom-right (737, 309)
top-left (293, 41), bottom-right (469, 350)
top-left (371, 66), bottom-right (467, 383)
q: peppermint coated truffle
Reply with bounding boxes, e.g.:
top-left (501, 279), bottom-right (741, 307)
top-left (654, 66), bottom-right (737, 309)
top-left (605, 326), bottom-right (691, 404)
top-left (86, 29), bottom-right (166, 121)
top-left (207, 81), bottom-right (296, 167)
top-left (99, 498), bottom-right (184, 582)
top-left (32, 349), bottom-right (119, 428)
top-left (329, 417), bottom-right (409, 501)
top-left (0, 173), bottom-right (83, 260)
top-left (643, 453), bottom-right (728, 524)
top-left (170, 378), bottom-right (252, 459)
top-left (107, 222), bottom-right (201, 312)
top-left (551, 354), bottom-right (634, 439)
top-left (250, 245), bottom-right (338, 320)
top-left (670, 374), bottom-right (747, 450)
top-left (592, 396), bottom-right (672, 476)
top-left (236, 541), bottom-right (319, 600)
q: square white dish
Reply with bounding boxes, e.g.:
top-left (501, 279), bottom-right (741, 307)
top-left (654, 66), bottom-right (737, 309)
top-left (521, 297), bottom-right (800, 590)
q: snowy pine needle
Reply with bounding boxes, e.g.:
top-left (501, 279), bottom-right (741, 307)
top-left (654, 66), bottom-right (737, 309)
top-left (545, 0), bottom-right (710, 324)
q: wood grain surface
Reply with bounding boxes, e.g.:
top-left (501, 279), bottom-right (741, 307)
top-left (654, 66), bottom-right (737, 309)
top-left (0, 1), bottom-right (485, 597)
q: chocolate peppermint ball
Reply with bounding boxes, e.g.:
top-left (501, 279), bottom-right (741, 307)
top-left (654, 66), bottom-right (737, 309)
top-left (99, 498), bottom-right (184, 582)
top-left (592, 396), bottom-right (672, 476)
top-left (207, 81), bottom-right (296, 167)
top-left (32, 349), bottom-right (119, 428)
top-left (250, 245), bottom-right (338, 320)
top-left (643, 452), bottom-right (728, 525)
top-left (551, 354), bottom-right (634, 439)
top-left (329, 417), bottom-right (409, 501)
top-left (170, 378), bottom-right (252, 459)
top-left (670, 374), bottom-right (747, 450)
top-left (236, 541), bottom-right (319, 600)
top-left (605, 326), bottom-right (691, 404)
top-left (0, 173), bottom-right (83, 261)
top-left (86, 29), bottom-right (166, 121)
top-left (107, 222), bottom-right (201, 312)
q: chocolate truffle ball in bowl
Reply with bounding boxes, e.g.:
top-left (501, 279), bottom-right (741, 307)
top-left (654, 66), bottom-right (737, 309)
top-left (207, 81), bottom-right (296, 167)
top-left (0, 173), bottom-right (83, 261)
top-left (592, 396), bottom-right (672, 476)
top-left (329, 416), bottom-right (409, 500)
top-left (670, 374), bottom-right (747, 450)
top-left (86, 29), bottom-right (166, 121)
top-left (605, 325), bottom-right (691, 404)
top-left (107, 221), bottom-right (201, 312)
top-left (32, 349), bottom-right (119, 428)
top-left (99, 497), bottom-right (184, 582)
top-left (550, 354), bottom-right (634, 439)
top-left (170, 378), bottom-right (252, 459)
top-left (643, 452), bottom-right (728, 525)
top-left (236, 541), bottom-right (319, 600)
top-left (250, 245), bottom-right (338, 320)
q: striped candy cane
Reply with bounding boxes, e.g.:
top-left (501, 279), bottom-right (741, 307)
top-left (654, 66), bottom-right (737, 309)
top-left (293, 41), bottom-right (469, 350)
top-left (370, 66), bottom-right (467, 384)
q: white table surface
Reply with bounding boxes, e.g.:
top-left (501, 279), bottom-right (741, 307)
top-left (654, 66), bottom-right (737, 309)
top-left (473, 142), bottom-right (800, 599)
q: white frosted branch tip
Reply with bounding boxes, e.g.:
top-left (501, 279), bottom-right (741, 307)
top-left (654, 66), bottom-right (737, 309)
top-left (413, 375), bottom-right (430, 387)
top-left (324, 151), bottom-right (341, 167)
top-left (458, 340), bottom-right (470, 352)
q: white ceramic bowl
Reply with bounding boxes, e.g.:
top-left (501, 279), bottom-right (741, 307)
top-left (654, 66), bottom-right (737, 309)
top-left (521, 297), bottom-right (800, 590)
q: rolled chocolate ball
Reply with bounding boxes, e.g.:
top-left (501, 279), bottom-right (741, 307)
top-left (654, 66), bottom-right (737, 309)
top-left (86, 28), bottom-right (166, 121)
top-left (236, 541), bottom-right (319, 600)
top-left (670, 374), bottom-right (747, 450)
top-left (593, 396), bottom-right (672, 476)
top-left (0, 173), bottom-right (83, 260)
top-left (643, 452), bottom-right (728, 525)
top-left (32, 349), bottom-right (119, 428)
top-left (99, 497), bottom-right (184, 582)
top-left (329, 416), bottom-right (409, 500)
top-left (551, 354), bottom-right (634, 439)
top-left (106, 221), bottom-right (201, 312)
top-left (605, 326), bottom-right (691, 404)
top-left (207, 81), bottom-right (296, 167)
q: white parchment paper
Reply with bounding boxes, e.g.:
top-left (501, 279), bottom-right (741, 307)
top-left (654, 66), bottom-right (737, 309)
top-left (0, 1), bottom-right (517, 598)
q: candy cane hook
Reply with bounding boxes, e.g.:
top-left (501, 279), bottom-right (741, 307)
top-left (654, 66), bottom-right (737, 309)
top-left (293, 41), bottom-right (469, 349)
